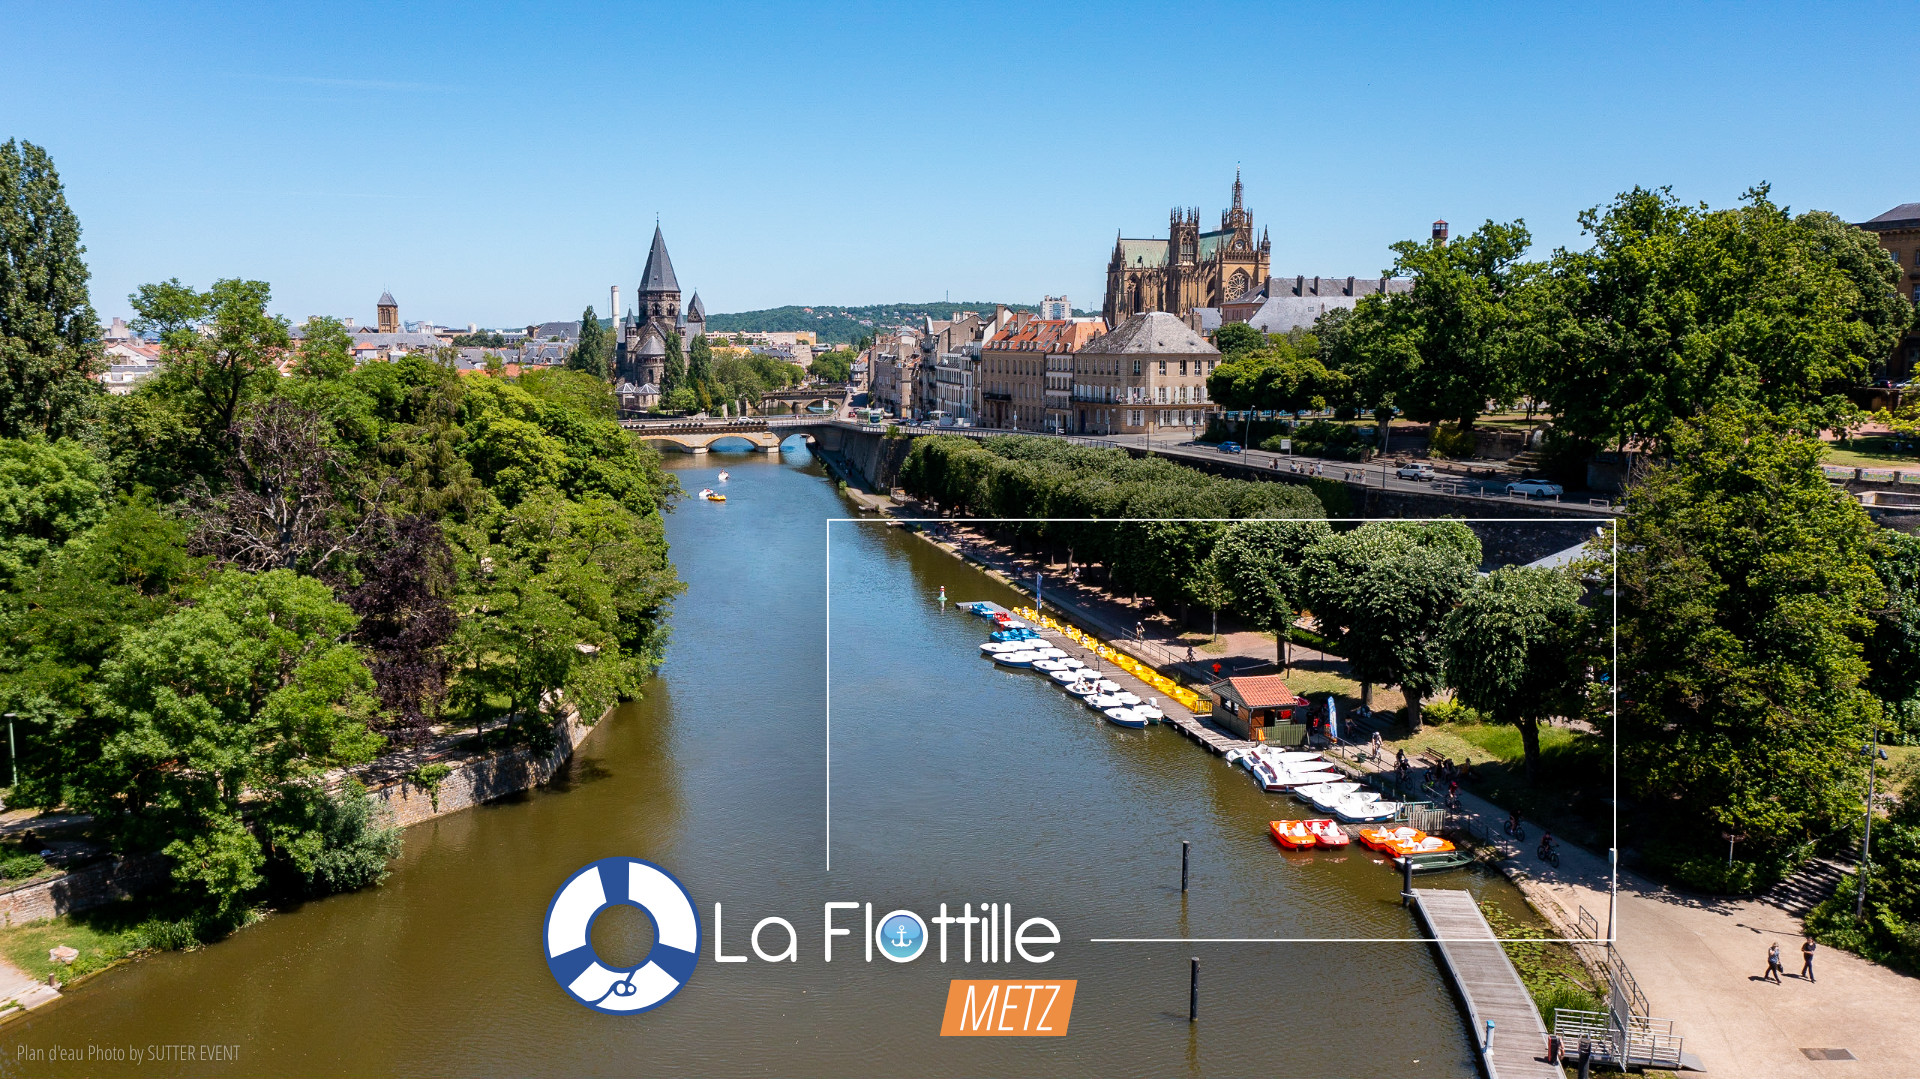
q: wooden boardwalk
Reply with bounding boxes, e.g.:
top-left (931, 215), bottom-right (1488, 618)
top-left (1412, 888), bottom-right (1562, 1079)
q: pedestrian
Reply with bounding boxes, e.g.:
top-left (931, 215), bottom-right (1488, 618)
top-left (1135, 621), bottom-right (1145, 641)
top-left (1186, 644), bottom-right (1195, 664)
top-left (1369, 731), bottom-right (1383, 760)
top-left (1800, 937), bottom-right (1816, 982)
top-left (1763, 942), bottom-right (1782, 983)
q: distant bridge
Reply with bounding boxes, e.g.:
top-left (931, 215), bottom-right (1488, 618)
top-left (760, 383), bottom-right (851, 415)
top-left (618, 419), bottom-right (788, 454)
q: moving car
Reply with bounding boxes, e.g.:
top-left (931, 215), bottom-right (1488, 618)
top-left (1218, 441), bottom-right (1243, 454)
top-left (1394, 463), bottom-right (1435, 481)
top-left (1507, 478), bottom-right (1565, 498)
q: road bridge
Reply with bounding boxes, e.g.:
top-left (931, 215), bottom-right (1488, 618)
top-left (618, 418), bottom-right (786, 454)
top-left (760, 384), bottom-right (850, 415)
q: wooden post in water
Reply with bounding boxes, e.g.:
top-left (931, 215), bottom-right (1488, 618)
top-left (1181, 841), bottom-right (1190, 892)
top-left (1188, 957), bottom-right (1198, 1022)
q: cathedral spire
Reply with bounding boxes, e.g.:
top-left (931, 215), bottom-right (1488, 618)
top-left (1232, 168), bottom-right (1243, 213)
top-left (639, 225), bottom-right (679, 295)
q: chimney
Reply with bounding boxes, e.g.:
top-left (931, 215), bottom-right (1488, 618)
top-left (611, 285), bottom-right (620, 325)
top-left (1433, 219), bottom-right (1449, 244)
top-left (1346, 275), bottom-right (1355, 295)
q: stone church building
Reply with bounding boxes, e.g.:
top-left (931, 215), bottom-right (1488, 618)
top-left (1102, 172), bottom-right (1271, 326)
top-left (617, 225), bottom-right (706, 388)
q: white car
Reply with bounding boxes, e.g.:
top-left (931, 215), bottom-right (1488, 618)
top-left (1507, 478), bottom-right (1564, 498)
top-left (1394, 464), bottom-right (1435, 481)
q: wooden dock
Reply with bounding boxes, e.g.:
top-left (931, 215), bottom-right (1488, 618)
top-left (1024, 627), bottom-right (1260, 753)
top-left (1412, 888), bottom-right (1562, 1079)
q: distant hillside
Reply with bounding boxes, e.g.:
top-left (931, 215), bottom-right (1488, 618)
top-left (705, 301), bottom-right (1098, 344)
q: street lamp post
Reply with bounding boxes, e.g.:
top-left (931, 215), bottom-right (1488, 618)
top-left (1859, 731), bottom-right (1890, 919)
top-left (1, 713), bottom-right (14, 790)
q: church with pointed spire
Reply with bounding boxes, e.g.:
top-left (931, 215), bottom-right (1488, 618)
top-left (617, 225), bottom-right (706, 388)
top-left (1102, 172), bottom-right (1270, 327)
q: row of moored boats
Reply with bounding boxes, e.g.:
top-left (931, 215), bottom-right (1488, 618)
top-left (968, 606), bottom-right (1166, 729)
top-left (1223, 744), bottom-right (1402, 822)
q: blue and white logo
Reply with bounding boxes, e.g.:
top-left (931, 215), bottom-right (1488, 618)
top-left (875, 909), bottom-right (928, 962)
top-left (544, 857), bottom-right (699, 1014)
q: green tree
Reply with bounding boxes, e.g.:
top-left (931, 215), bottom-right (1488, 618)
top-left (1444, 565), bottom-right (1591, 780)
top-left (1360, 219), bottom-right (1542, 432)
top-left (90, 568), bottom-right (382, 915)
top-left (1207, 337), bottom-right (1348, 413)
top-left (1302, 521), bottom-right (1480, 728)
top-left (1212, 321), bottom-right (1264, 358)
top-left (660, 330), bottom-right (687, 403)
top-left (1546, 186), bottom-right (1910, 450)
top-left (1213, 519), bottom-right (1332, 668)
top-left (0, 140), bottom-right (102, 441)
top-left (132, 278), bottom-right (289, 448)
top-left (1620, 405), bottom-right (1881, 886)
top-left (686, 333), bottom-right (715, 411)
top-left (568, 305), bottom-right (610, 380)
top-left (1867, 530), bottom-right (1920, 741)
top-left (809, 348), bottom-right (855, 383)
top-left (294, 316), bottom-right (354, 381)
top-left (0, 436), bottom-right (106, 589)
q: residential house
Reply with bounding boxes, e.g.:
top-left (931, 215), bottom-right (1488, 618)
top-left (1858, 203), bottom-right (1920, 380)
top-left (980, 312), bottom-right (1106, 431)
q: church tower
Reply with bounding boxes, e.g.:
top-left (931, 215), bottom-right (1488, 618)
top-left (376, 291), bottom-right (398, 333)
top-left (619, 225), bottom-right (685, 388)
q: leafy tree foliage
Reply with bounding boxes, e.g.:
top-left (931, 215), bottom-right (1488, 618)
top-left (1545, 186), bottom-right (1910, 450)
top-left (1206, 330), bottom-right (1348, 413)
top-left (91, 569), bottom-right (383, 914)
top-left (295, 316), bottom-right (354, 381)
top-left (808, 348), bottom-right (856, 383)
top-left (0, 140), bottom-right (101, 440)
top-left (1212, 519), bottom-right (1332, 666)
top-left (131, 277), bottom-right (289, 456)
top-left (1301, 522), bottom-right (1480, 728)
top-left (1620, 406), bottom-right (1881, 884)
top-left (569, 305), bottom-right (611, 380)
top-left (1444, 565), bottom-right (1593, 779)
top-left (0, 437), bottom-right (105, 589)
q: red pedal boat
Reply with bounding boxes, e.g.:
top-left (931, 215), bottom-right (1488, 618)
top-left (1306, 819), bottom-right (1351, 848)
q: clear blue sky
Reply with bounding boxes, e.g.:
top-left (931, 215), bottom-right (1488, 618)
top-left (5, 1), bottom-right (1917, 328)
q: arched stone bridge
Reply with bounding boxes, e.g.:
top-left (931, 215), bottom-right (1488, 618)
top-left (618, 419), bottom-right (788, 454)
top-left (759, 383), bottom-right (850, 415)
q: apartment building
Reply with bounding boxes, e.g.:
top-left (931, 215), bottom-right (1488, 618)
top-left (979, 314), bottom-right (1105, 431)
top-left (1069, 311), bottom-right (1220, 435)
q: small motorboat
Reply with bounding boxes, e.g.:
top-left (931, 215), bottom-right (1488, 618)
top-left (1064, 681), bottom-right (1100, 698)
top-left (1394, 850), bottom-right (1474, 872)
top-left (1087, 693), bottom-right (1130, 710)
top-left (1033, 659), bottom-right (1071, 673)
top-left (1269, 820), bottom-right (1316, 850)
top-left (1109, 691), bottom-right (1142, 706)
top-left (1047, 668), bottom-right (1083, 684)
top-left (1031, 648), bottom-right (1068, 661)
top-left (1056, 657), bottom-right (1086, 670)
top-left (1248, 755), bottom-right (1285, 791)
top-left (1131, 704), bottom-right (1165, 723)
top-left (717, 471), bottom-right (730, 481)
top-left (980, 641), bottom-right (1028, 654)
top-left (993, 650), bottom-right (1043, 667)
top-left (1092, 679), bottom-right (1121, 694)
top-left (1307, 819), bottom-right (1351, 848)
top-left (698, 488), bottom-right (726, 501)
top-left (1103, 707), bottom-right (1149, 729)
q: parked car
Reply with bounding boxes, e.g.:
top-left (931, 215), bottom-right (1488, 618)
top-left (1507, 478), bottom-right (1564, 498)
top-left (1218, 441), bottom-right (1243, 454)
top-left (1394, 463), bottom-right (1435, 481)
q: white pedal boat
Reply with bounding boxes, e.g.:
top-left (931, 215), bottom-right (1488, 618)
top-left (1301, 782), bottom-right (1364, 812)
top-left (992, 650), bottom-right (1042, 667)
top-left (1332, 793), bottom-right (1398, 822)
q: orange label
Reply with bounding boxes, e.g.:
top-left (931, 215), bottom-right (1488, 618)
top-left (939, 980), bottom-right (1076, 1036)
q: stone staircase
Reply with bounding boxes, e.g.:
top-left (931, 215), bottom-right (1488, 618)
top-left (1762, 856), bottom-right (1850, 918)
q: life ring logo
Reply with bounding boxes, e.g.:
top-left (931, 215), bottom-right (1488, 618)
top-left (544, 857), bottom-right (699, 1014)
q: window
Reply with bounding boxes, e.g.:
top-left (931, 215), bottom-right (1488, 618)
top-left (1179, 360), bottom-right (1188, 376)
top-left (1157, 385), bottom-right (1167, 404)
top-left (1159, 360), bottom-right (1167, 375)
top-left (1132, 360), bottom-right (1142, 376)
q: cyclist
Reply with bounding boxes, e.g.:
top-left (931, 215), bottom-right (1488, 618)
top-left (1506, 809), bottom-right (1522, 837)
top-left (1538, 832), bottom-right (1557, 863)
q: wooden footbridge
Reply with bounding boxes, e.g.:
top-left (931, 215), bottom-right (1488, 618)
top-left (1412, 888), bottom-right (1564, 1079)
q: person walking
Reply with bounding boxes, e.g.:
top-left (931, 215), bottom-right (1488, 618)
top-left (1800, 938), bottom-right (1816, 982)
top-left (1763, 943), bottom-right (1782, 983)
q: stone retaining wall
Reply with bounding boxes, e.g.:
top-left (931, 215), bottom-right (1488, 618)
top-left (364, 709), bottom-right (597, 828)
top-left (0, 856), bottom-right (169, 928)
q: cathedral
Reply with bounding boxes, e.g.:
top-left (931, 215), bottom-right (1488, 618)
top-left (1102, 172), bottom-right (1271, 326)
top-left (617, 225), bottom-right (706, 388)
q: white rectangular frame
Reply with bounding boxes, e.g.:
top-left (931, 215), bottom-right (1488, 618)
top-left (826, 515), bottom-right (1619, 945)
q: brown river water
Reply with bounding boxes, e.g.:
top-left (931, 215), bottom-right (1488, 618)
top-left (2, 442), bottom-right (1535, 1077)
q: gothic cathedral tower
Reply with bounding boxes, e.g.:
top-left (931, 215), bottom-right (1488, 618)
top-left (1102, 173), bottom-right (1270, 325)
top-left (619, 225), bottom-right (683, 387)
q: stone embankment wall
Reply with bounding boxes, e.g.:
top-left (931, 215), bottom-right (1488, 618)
top-left (364, 709), bottom-right (597, 828)
top-left (0, 856), bottom-right (169, 928)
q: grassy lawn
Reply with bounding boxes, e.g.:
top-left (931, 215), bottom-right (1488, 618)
top-left (1268, 667), bottom-right (1407, 716)
top-left (1387, 720), bottom-right (1611, 851)
top-left (0, 896), bottom-right (206, 984)
top-left (1823, 435), bottom-right (1920, 470)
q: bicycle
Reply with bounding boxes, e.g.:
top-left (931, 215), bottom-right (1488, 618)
top-left (1536, 839), bottom-right (1560, 867)
top-left (1504, 816), bottom-right (1526, 842)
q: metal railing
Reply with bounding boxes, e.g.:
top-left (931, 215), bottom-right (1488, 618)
top-left (1551, 1009), bottom-right (1687, 1069)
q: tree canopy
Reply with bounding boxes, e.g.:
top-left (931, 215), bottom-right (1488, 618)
top-left (0, 139), bottom-right (101, 440)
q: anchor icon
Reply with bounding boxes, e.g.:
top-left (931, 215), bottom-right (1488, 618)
top-left (892, 921), bottom-right (913, 950)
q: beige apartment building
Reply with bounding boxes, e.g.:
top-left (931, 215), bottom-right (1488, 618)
top-left (980, 315), bottom-right (1105, 431)
top-left (1069, 312), bottom-right (1220, 436)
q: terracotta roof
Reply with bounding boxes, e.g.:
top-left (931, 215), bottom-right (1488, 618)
top-left (984, 318), bottom-right (1105, 353)
top-left (1210, 675), bottom-right (1302, 709)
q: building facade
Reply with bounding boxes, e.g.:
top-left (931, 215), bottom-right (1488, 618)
top-left (1220, 273), bottom-right (1414, 332)
top-left (1103, 172), bottom-right (1270, 326)
top-left (1069, 311), bottom-right (1219, 435)
top-left (979, 314), bottom-right (1105, 431)
top-left (1859, 203), bottom-right (1920, 381)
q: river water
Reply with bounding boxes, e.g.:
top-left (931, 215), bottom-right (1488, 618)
top-left (5, 442), bottom-right (1532, 1078)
